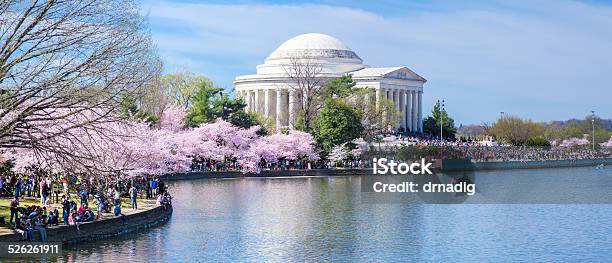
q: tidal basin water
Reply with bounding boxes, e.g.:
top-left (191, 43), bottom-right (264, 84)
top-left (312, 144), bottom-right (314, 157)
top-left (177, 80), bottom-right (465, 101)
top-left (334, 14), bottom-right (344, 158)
top-left (60, 166), bottom-right (612, 262)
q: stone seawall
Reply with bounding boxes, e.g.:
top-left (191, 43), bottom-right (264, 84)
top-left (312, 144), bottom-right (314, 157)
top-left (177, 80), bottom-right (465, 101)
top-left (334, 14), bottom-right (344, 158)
top-left (0, 204), bottom-right (172, 244)
top-left (162, 169), bottom-right (366, 180)
top-left (163, 158), bottom-right (612, 180)
top-left (440, 158), bottom-right (612, 172)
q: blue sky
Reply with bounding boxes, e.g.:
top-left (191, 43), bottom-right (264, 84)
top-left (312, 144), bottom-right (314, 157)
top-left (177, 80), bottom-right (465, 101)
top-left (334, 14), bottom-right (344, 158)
top-left (143, 0), bottom-right (612, 125)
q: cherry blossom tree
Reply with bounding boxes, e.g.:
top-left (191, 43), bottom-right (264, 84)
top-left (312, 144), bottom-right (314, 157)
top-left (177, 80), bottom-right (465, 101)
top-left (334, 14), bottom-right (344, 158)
top-left (559, 137), bottom-right (590, 147)
top-left (0, 0), bottom-right (160, 172)
top-left (251, 130), bottom-right (318, 162)
top-left (2, 105), bottom-right (319, 178)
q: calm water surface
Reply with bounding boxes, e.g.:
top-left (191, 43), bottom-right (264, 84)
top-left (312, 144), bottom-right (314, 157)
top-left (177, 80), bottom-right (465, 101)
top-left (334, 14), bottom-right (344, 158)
top-left (56, 166), bottom-right (612, 262)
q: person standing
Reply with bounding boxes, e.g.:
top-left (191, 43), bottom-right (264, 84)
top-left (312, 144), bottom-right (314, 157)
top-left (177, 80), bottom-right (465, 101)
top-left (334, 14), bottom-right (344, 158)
top-left (95, 194), bottom-right (105, 220)
top-left (113, 187), bottom-right (121, 206)
top-left (39, 178), bottom-right (46, 204)
top-left (129, 184), bottom-right (138, 210)
top-left (10, 197), bottom-right (19, 225)
top-left (41, 180), bottom-right (50, 205)
top-left (45, 176), bottom-right (52, 194)
top-left (151, 178), bottom-right (158, 197)
top-left (61, 195), bottom-right (70, 225)
top-left (61, 175), bottom-right (69, 195)
top-left (80, 186), bottom-right (89, 207)
top-left (14, 176), bottom-right (22, 200)
top-left (26, 177), bottom-right (33, 197)
top-left (145, 177), bottom-right (152, 199)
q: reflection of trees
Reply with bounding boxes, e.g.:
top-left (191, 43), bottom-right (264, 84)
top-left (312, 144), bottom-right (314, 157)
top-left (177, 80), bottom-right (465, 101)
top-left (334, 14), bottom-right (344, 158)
top-left (295, 176), bottom-right (426, 260)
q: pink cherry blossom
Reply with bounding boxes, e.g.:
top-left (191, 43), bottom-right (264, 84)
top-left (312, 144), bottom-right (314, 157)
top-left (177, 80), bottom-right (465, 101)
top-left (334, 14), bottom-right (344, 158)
top-left (559, 137), bottom-right (590, 147)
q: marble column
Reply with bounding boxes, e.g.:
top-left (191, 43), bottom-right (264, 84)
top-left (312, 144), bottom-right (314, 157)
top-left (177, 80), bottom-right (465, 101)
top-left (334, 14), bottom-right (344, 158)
top-left (276, 88), bottom-right (282, 128)
top-left (264, 89), bottom-right (271, 118)
top-left (411, 90), bottom-right (418, 132)
top-left (418, 91), bottom-right (423, 132)
top-left (399, 90), bottom-right (406, 130)
top-left (245, 90), bottom-right (252, 112)
top-left (392, 89), bottom-right (399, 129)
top-left (288, 89), bottom-right (296, 128)
top-left (406, 90), bottom-right (413, 132)
top-left (382, 89), bottom-right (388, 127)
top-left (375, 88), bottom-right (382, 111)
top-left (364, 91), bottom-right (371, 112)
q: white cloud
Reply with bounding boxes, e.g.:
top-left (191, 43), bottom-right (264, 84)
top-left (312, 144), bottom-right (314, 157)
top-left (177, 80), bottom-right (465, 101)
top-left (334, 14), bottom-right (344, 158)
top-left (145, 0), bottom-right (612, 123)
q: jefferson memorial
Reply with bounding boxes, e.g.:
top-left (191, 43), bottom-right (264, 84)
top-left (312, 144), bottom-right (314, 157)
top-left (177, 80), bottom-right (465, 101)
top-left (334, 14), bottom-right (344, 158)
top-left (234, 33), bottom-right (426, 132)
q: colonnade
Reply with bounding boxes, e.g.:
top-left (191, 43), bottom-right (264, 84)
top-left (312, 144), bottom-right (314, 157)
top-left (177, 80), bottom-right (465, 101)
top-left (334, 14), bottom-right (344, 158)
top-left (237, 88), bottom-right (423, 132)
top-left (374, 88), bottom-right (422, 132)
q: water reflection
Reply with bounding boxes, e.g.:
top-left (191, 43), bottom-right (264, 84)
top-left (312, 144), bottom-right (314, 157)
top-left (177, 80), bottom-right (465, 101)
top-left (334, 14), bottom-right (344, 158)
top-left (53, 166), bottom-right (612, 262)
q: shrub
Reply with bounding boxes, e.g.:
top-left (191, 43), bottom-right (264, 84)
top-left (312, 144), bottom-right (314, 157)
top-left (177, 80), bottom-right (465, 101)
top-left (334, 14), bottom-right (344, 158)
top-left (525, 136), bottom-right (551, 147)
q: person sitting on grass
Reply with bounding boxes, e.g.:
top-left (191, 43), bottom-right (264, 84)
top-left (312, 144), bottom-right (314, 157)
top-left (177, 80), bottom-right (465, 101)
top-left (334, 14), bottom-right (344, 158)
top-left (21, 218), bottom-right (34, 241)
top-left (70, 199), bottom-right (77, 214)
top-left (68, 210), bottom-right (77, 226)
top-left (47, 208), bottom-right (59, 225)
top-left (34, 214), bottom-right (47, 242)
top-left (82, 209), bottom-right (95, 222)
top-left (77, 203), bottom-right (87, 217)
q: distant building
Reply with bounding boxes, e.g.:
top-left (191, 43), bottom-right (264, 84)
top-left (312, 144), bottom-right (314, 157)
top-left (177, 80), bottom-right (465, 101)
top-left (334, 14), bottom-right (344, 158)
top-left (234, 33), bottom-right (426, 131)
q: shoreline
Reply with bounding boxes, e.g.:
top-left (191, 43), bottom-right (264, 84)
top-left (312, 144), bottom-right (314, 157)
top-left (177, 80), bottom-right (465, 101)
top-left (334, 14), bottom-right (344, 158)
top-left (162, 157), bottom-right (612, 181)
top-left (0, 202), bottom-right (172, 245)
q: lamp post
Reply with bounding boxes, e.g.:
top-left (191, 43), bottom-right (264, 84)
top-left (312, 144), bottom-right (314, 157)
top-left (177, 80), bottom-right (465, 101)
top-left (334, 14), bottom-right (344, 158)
top-left (591, 110), bottom-right (595, 151)
top-left (438, 99), bottom-right (445, 142)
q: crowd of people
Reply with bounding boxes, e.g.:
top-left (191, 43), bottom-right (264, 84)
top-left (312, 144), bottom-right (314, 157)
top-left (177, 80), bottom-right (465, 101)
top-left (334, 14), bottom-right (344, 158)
top-left (379, 134), bottom-right (612, 162)
top-left (455, 146), bottom-right (611, 162)
top-left (0, 173), bottom-right (171, 241)
top-left (190, 159), bottom-right (316, 172)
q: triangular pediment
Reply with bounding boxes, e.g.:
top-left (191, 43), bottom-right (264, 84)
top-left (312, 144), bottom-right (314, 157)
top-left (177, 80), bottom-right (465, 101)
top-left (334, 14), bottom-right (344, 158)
top-left (383, 67), bottom-right (426, 82)
top-left (350, 66), bottom-right (426, 82)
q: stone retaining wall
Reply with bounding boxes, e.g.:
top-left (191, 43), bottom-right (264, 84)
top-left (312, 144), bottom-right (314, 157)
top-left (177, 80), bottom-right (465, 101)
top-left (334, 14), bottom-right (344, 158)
top-left (441, 158), bottom-right (612, 172)
top-left (0, 204), bottom-right (172, 244)
top-left (163, 158), bottom-right (612, 180)
top-left (162, 169), bottom-right (366, 180)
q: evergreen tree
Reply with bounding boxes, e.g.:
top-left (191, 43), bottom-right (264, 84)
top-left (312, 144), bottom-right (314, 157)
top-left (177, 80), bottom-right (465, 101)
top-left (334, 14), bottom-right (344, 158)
top-left (423, 101), bottom-right (456, 139)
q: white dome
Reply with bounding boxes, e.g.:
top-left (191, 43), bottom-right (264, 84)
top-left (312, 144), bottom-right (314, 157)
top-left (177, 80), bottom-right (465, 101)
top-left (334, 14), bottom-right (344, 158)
top-left (267, 33), bottom-right (361, 61)
top-left (256, 33), bottom-right (366, 75)
top-left (270, 33), bottom-right (350, 55)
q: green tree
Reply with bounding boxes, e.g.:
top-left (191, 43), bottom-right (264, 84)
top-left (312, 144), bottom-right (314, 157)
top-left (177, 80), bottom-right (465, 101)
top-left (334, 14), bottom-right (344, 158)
top-left (185, 84), bottom-right (246, 127)
top-left (525, 136), bottom-right (551, 147)
top-left (317, 74), bottom-right (356, 100)
top-left (314, 99), bottom-right (364, 152)
top-left (228, 110), bottom-right (268, 135)
top-left (488, 116), bottom-right (544, 146)
top-left (325, 81), bottom-right (399, 140)
top-left (120, 95), bottom-right (160, 124)
top-left (423, 101), bottom-right (456, 139)
top-left (161, 72), bottom-right (214, 109)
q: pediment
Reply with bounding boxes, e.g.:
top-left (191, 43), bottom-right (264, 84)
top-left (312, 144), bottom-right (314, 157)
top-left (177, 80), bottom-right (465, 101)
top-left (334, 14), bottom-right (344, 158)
top-left (384, 67), bottom-right (426, 82)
